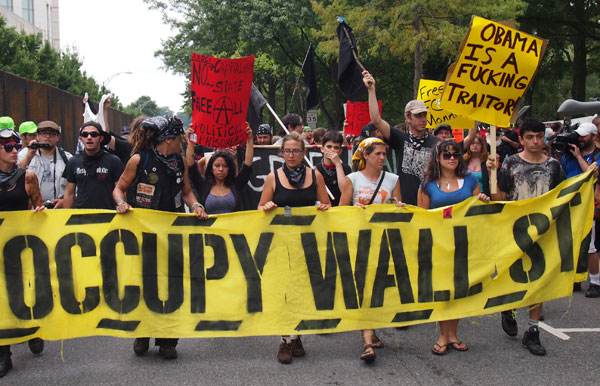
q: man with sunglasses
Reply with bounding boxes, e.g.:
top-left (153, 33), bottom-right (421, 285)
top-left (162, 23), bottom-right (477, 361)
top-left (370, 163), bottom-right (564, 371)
top-left (0, 128), bottom-right (45, 378)
top-left (18, 120), bottom-right (72, 209)
top-left (62, 122), bottom-right (123, 209)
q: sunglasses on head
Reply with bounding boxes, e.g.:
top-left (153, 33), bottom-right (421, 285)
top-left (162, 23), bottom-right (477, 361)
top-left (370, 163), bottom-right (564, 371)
top-left (0, 128), bottom-right (20, 140)
top-left (80, 131), bottom-right (101, 138)
top-left (1, 143), bottom-right (22, 152)
top-left (442, 151), bottom-right (462, 160)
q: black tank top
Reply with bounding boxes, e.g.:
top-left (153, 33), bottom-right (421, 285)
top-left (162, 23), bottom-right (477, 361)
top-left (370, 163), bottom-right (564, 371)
top-left (0, 169), bottom-right (29, 211)
top-left (273, 167), bottom-right (318, 208)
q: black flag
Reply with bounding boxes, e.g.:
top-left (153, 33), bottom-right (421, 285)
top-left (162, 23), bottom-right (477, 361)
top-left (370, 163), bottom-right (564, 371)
top-left (336, 19), bottom-right (366, 101)
top-left (246, 83), bottom-right (267, 132)
top-left (302, 44), bottom-right (319, 110)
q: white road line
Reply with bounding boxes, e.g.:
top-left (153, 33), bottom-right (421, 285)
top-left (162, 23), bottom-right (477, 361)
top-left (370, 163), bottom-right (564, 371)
top-left (557, 328), bottom-right (600, 333)
top-left (538, 322), bottom-right (571, 341)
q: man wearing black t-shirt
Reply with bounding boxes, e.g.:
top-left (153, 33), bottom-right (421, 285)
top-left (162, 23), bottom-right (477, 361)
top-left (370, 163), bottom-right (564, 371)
top-left (315, 131), bottom-right (351, 206)
top-left (63, 122), bottom-right (124, 209)
top-left (363, 71), bottom-right (440, 205)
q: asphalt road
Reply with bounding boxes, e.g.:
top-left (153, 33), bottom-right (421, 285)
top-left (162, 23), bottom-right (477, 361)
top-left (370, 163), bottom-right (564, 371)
top-left (5, 284), bottom-right (600, 386)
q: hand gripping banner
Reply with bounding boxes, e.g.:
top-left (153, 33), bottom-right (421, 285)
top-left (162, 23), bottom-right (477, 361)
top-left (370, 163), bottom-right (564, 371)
top-left (0, 171), bottom-right (593, 344)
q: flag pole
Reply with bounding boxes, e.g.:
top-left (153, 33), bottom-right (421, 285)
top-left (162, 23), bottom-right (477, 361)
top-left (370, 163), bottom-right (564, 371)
top-left (340, 21), bottom-right (366, 72)
top-left (287, 43), bottom-right (313, 114)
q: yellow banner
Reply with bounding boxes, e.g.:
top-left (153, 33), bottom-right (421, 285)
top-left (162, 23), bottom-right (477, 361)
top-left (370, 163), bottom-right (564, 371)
top-left (0, 172), bottom-right (593, 344)
top-left (440, 16), bottom-right (547, 127)
top-left (417, 79), bottom-right (474, 129)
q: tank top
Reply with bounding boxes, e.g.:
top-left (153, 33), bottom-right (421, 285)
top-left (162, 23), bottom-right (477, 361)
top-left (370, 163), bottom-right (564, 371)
top-left (273, 167), bottom-right (318, 208)
top-left (0, 170), bottom-right (29, 211)
top-left (205, 191), bottom-right (236, 215)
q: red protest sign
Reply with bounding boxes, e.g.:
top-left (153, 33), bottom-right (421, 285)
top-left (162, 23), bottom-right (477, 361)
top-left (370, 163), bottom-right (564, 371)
top-left (345, 100), bottom-right (382, 136)
top-left (190, 53), bottom-right (254, 148)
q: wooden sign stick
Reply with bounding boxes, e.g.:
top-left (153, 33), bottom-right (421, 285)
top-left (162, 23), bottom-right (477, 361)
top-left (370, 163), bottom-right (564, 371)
top-left (489, 125), bottom-right (497, 194)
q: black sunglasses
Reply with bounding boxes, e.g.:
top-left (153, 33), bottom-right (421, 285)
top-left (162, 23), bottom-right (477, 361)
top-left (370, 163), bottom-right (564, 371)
top-left (442, 151), bottom-right (462, 160)
top-left (80, 131), bottom-right (101, 138)
top-left (2, 143), bottom-right (22, 152)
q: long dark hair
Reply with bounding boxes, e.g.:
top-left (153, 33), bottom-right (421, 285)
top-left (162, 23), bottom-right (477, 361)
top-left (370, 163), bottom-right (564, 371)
top-left (205, 150), bottom-right (236, 187)
top-left (422, 140), bottom-right (468, 186)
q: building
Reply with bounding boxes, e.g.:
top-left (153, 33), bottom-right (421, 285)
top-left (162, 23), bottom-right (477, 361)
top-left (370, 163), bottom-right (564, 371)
top-left (0, 0), bottom-right (60, 50)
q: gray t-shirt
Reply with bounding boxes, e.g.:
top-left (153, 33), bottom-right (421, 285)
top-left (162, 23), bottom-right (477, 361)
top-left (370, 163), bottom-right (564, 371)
top-left (497, 154), bottom-right (565, 201)
top-left (18, 148), bottom-right (72, 202)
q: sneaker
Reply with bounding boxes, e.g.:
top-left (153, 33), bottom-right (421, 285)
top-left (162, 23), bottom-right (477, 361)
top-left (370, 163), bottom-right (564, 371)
top-left (0, 348), bottom-right (12, 378)
top-left (158, 345), bottom-right (178, 359)
top-left (28, 338), bottom-right (44, 355)
top-left (277, 342), bottom-right (292, 364)
top-left (574, 282), bottom-right (582, 292)
top-left (290, 337), bottom-right (305, 357)
top-left (521, 326), bottom-right (546, 356)
top-left (133, 338), bottom-right (150, 356)
top-left (585, 283), bottom-right (600, 298)
top-left (501, 310), bottom-right (518, 337)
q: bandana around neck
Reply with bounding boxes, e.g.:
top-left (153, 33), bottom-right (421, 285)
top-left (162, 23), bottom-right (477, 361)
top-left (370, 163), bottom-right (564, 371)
top-left (282, 163), bottom-right (306, 189)
top-left (408, 131), bottom-right (429, 150)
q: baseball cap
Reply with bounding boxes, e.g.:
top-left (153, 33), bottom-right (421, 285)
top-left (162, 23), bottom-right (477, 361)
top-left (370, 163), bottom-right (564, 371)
top-left (405, 100), bottom-right (428, 115)
top-left (433, 123), bottom-right (452, 135)
top-left (37, 120), bottom-right (61, 133)
top-left (19, 121), bottom-right (37, 134)
top-left (575, 122), bottom-right (597, 137)
top-left (303, 126), bottom-right (311, 132)
top-left (0, 116), bottom-right (15, 130)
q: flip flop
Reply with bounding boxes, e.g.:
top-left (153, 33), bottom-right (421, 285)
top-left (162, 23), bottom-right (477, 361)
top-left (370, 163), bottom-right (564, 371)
top-left (448, 341), bottom-right (469, 351)
top-left (361, 344), bottom-right (376, 362)
top-left (431, 343), bottom-right (448, 355)
top-left (372, 335), bottom-right (384, 349)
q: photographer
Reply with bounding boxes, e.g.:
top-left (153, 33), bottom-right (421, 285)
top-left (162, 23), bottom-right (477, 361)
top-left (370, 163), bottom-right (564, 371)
top-left (17, 121), bottom-right (72, 209)
top-left (561, 122), bottom-right (600, 298)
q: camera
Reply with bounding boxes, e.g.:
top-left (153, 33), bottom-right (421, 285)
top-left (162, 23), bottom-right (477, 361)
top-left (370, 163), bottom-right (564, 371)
top-left (551, 123), bottom-right (580, 154)
top-left (43, 200), bottom-right (55, 209)
top-left (30, 142), bottom-right (50, 149)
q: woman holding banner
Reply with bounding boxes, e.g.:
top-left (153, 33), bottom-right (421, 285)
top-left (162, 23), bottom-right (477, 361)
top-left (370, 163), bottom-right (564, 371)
top-left (0, 128), bottom-right (45, 378)
top-left (258, 131), bottom-right (331, 364)
top-left (339, 137), bottom-right (403, 362)
top-left (418, 140), bottom-right (489, 355)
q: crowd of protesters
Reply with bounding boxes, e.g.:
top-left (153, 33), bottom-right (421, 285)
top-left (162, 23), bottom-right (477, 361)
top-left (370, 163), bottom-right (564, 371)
top-left (0, 67), bottom-right (599, 377)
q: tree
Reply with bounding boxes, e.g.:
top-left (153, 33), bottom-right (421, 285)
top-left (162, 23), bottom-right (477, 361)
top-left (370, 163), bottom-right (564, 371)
top-left (123, 96), bottom-right (173, 117)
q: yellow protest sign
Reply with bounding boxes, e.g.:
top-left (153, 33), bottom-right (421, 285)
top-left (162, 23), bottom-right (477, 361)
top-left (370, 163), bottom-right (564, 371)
top-left (417, 79), bottom-right (474, 129)
top-left (0, 172), bottom-right (593, 344)
top-left (440, 16), bottom-right (548, 127)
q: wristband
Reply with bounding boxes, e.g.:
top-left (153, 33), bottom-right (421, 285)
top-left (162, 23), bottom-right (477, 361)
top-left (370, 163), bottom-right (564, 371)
top-left (191, 202), bottom-right (204, 211)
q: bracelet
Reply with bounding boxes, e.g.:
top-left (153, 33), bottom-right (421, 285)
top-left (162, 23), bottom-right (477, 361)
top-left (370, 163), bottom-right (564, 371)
top-left (191, 202), bottom-right (205, 211)
top-left (116, 198), bottom-right (126, 205)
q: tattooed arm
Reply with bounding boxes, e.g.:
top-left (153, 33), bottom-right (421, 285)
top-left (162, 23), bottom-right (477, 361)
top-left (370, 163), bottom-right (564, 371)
top-left (25, 170), bottom-right (45, 212)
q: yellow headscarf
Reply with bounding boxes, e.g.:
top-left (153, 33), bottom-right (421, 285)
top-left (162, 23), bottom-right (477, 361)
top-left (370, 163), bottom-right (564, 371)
top-left (351, 137), bottom-right (385, 171)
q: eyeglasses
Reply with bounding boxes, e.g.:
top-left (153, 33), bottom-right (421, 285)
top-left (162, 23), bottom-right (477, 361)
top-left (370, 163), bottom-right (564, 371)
top-left (1, 143), bottom-right (22, 152)
top-left (80, 131), bottom-right (101, 138)
top-left (442, 151), bottom-right (462, 160)
top-left (38, 130), bottom-right (59, 137)
top-left (283, 148), bottom-right (302, 155)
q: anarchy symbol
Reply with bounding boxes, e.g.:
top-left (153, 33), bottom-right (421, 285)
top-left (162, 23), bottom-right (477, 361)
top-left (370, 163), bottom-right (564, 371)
top-left (213, 96), bottom-right (233, 125)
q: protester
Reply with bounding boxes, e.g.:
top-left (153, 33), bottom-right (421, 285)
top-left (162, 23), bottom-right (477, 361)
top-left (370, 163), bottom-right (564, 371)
top-left (190, 123), bottom-right (254, 214)
top-left (18, 120), bottom-right (71, 208)
top-left (113, 115), bottom-right (207, 359)
top-left (463, 134), bottom-right (490, 196)
top-left (255, 123), bottom-right (274, 145)
top-left (18, 121), bottom-right (37, 148)
top-left (0, 128), bottom-right (45, 378)
top-left (315, 131), bottom-right (351, 206)
top-left (339, 137), bottom-right (403, 362)
top-left (63, 122), bottom-right (123, 209)
top-left (303, 126), bottom-right (315, 144)
top-left (273, 114), bottom-right (307, 145)
top-left (593, 116), bottom-right (600, 149)
top-left (360, 122), bottom-right (384, 140)
top-left (362, 70), bottom-right (440, 205)
top-left (312, 127), bottom-right (327, 146)
top-left (497, 125), bottom-right (520, 161)
top-left (560, 122), bottom-right (600, 298)
top-left (258, 131), bottom-right (331, 364)
top-left (487, 117), bottom-right (567, 356)
top-left (433, 124), bottom-right (453, 141)
top-left (419, 140), bottom-right (489, 355)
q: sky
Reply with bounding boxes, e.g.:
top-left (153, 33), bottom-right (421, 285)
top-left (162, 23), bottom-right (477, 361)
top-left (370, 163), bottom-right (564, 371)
top-left (59, 0), bottom-right (185, 113)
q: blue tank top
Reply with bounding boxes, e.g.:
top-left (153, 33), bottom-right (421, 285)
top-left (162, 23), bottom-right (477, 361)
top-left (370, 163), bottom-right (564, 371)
top-left (424, 174), bottom-right (479, 209)
top-left (205, 191), bottom-right (236, 215)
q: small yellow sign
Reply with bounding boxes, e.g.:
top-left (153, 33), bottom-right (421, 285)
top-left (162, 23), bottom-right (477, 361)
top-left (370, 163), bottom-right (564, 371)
top-left (417, 79), bottom-right (474, 129)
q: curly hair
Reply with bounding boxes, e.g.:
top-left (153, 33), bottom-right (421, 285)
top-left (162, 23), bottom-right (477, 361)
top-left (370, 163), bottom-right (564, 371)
top-left (205, 150), bottom-right (236, 187)
top-left (422, 140), bottom-right (468, 187)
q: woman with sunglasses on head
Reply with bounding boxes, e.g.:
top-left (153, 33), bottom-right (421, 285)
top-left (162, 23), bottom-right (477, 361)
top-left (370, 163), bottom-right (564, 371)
top-left (418, 140), bottom-right (489, 356)
top-left (0, 129), bottom-right (45, 379)
top-left (339, 137), bottom-right (404, 363)
top-left (258, 131), bottom-right (331, 364)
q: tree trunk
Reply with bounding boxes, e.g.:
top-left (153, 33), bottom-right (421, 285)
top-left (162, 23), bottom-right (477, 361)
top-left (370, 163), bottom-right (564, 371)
top-left (413, 16), bottom-right (423, 100)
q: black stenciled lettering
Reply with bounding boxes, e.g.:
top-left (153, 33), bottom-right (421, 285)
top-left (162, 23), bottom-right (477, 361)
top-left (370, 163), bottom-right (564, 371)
top-left (230, 233), bottom-right (274, 313)
top-left (501, 52), bottom-right (519, 73)
top-left (55, 233), bottom-right (100, 314)
top-left (301, 233), bottom-right (340, 310)
top-left (141, 233), bottom-right (184, 314)
top-left (510, 214), bottom-right (549, 283)
top-left (189, 234), bottom-right (206, 313)
top-left (453, 226), bottom-right (470, 299)
top-left (3, 235), bottom-right (53, 320)
top-left (100, 230), bottom-right (140, 314)
top-left (418, 229), bottom-right (434, 303)
top-left (205, 234), bottom-right (229, 279)
top-left (550, 203), bottom-right (574, 272)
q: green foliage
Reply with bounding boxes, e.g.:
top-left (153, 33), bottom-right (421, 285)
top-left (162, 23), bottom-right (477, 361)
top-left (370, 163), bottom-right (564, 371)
top-left (123, 95), bottom-right (173, 117)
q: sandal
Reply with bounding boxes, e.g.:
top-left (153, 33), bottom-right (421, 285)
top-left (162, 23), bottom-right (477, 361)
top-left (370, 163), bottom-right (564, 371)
top-left (361, 344), bottom-right (376, 362)
top-left (448, 341), bottom-right (468, 352)
top-left (431, 343), bottom-right (448, 355)
top-left (372, 335), bottom-right (384, 349)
